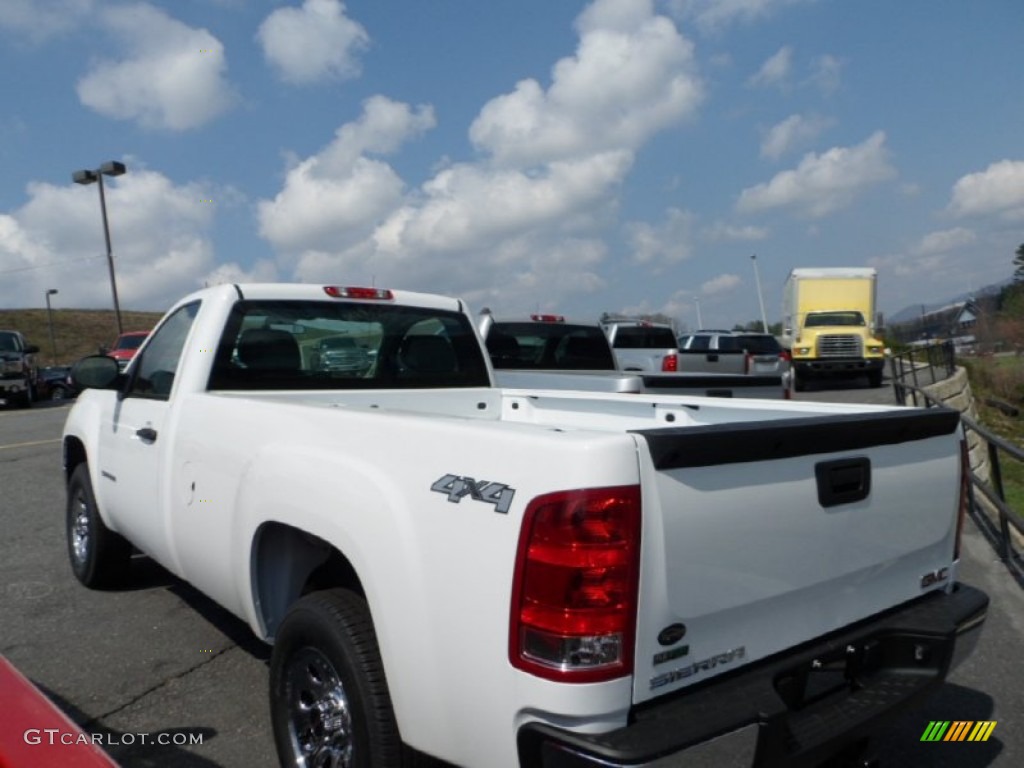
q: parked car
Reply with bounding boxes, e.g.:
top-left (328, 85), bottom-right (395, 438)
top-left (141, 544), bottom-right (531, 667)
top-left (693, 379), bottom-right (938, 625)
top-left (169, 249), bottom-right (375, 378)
top-left (311, 335), bottom-right (373, 374)
top-left (0, 330), bottom-right (40, 408)
top-left (678, 331), bottom-right (793, 386)
top-left (34, 366), bottom-right (78, 401)
top-left (106, 331), bottom-right (149, 371)
top-left (732, 332), bottom-right (792, 377)
top-left (601, 320), bottom-right (679, 372)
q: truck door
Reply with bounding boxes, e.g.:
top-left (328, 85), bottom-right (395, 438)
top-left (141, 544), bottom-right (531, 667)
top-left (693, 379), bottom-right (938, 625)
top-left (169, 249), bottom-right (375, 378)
top-left (97, 302), bottom-right (200, 573)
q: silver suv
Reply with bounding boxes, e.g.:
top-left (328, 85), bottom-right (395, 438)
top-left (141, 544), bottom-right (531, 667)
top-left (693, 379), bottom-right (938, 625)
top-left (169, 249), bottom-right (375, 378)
top-left (313, 336), bottom-right (372, 374)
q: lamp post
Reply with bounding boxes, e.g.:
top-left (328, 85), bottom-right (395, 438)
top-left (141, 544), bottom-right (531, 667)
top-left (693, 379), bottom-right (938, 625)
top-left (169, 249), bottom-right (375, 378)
top-left (72, 161), bottom-right (126, 335)
top-left (751, 253), bottom-right (769, 333)
top-left (45, 289), bottom-right (58, 363)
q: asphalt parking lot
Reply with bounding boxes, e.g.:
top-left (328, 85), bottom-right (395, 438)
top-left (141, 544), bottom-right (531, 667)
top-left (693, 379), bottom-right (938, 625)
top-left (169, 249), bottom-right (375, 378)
top-left (1, 383), bottom-right (1022, 767)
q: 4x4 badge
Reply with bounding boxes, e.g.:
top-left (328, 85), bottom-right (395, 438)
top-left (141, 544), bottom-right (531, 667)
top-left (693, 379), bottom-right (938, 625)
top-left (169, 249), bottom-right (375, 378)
top-left (431, 474), bottom-right (516, 514)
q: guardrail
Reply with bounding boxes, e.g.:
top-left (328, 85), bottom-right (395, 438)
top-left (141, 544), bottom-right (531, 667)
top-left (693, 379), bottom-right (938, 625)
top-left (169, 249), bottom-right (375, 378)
top-left (891, 344), bottom-right (1023, 584)
top-left (888, 340), bottom-right (956, 403)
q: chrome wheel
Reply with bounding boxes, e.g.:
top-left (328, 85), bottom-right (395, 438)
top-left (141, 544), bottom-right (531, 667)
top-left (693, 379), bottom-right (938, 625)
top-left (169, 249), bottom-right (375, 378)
top-left (286, 647), bottom-right (353, 768)
top-left (71, 492), bottom-right (90, 565)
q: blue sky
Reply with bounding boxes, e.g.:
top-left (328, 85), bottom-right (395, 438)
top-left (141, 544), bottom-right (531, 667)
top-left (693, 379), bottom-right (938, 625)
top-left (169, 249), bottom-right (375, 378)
top-left (1, 0), bottom-right (1022, 331)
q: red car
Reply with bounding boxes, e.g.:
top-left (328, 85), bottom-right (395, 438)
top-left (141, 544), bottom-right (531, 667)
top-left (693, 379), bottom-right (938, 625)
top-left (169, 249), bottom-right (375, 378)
top-left (0, 656), bottom-right (118, 767)
top-left (106, 331), bottom-right (149, 371)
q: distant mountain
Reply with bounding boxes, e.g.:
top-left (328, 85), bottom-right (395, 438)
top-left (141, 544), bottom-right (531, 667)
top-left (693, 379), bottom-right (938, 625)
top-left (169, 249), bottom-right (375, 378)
top-left (887, 277), bottom-right (1012, 325)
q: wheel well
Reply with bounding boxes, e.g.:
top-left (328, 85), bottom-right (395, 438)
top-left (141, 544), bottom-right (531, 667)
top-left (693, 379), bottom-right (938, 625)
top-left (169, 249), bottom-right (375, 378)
top-left (252, 522), bottom-right (364, 641)
top-left (64, 437), bottom-right (87, 483)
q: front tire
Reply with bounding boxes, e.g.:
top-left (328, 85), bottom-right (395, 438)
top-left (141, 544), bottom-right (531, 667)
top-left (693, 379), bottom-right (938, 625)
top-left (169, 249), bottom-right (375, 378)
top-left (270, 589), bottom-right (404, 768)
top-left (66, 464), bottom-right (131, 588)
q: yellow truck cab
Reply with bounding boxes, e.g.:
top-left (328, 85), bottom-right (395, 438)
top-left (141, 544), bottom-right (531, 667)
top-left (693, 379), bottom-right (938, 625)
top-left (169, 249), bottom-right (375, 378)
top-left (782, 267), bottom-right (886, 391)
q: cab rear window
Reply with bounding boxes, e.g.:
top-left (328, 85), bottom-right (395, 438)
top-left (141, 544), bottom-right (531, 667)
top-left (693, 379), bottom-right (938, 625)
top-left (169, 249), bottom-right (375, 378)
top-left (611, 327), bottom-right (677, 349)
top-left (208, 300), bottom-right (489, 390)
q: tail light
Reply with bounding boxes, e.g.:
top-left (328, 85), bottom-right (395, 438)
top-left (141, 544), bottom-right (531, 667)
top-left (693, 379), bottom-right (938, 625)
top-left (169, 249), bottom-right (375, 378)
top-left (530, 314), bottom-right (565, 323)
top-left (955, 439), bottom-right (970, 560)
top-left (661, 354), bottom-right (678, 372)
top-left (780, 350), bottom-right (792, 362)
top-left (510, 485), bottom-right (641, 683)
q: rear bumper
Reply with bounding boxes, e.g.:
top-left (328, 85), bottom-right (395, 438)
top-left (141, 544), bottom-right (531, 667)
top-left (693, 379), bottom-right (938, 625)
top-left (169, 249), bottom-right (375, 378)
top-left (794, 358), bottom-right (884, 375)
top-left (518, 583), bottom-right (987, 768)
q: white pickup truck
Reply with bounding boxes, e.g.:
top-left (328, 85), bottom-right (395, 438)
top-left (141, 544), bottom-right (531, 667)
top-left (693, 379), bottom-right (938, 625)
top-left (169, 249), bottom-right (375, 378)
top-left (480, 312), bottom-right (787, 399)
top-left (63, 283), bottom-right (987, 768)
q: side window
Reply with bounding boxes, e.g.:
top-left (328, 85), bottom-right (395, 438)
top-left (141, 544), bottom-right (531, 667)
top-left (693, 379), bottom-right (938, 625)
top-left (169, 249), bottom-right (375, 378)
top-left (128, 302), bottom-right (200, 399)
top-left (689, 335), bottom-right (710, 351)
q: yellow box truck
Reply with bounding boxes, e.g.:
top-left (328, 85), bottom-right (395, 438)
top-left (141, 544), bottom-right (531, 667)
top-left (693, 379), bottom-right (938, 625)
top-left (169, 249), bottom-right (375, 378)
top-left (782, 267), bottom-right (886, 391)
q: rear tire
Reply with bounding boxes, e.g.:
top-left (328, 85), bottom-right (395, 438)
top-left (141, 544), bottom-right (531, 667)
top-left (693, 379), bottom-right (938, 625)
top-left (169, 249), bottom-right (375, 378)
top-left (66, 464), bottom-right (131, 588)
top-left (270, 589), bottom-right (405, 768)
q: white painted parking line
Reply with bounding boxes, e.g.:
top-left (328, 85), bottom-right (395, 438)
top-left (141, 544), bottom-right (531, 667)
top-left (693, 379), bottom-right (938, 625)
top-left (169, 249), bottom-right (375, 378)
top-left (0, 438), bottom-right (61, 451)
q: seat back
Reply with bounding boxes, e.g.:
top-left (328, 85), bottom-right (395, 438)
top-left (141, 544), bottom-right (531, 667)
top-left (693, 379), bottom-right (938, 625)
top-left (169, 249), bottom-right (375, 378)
top-left (397, 335), bottom-right (457, 376)
top-left (237, 329), bottom-right (301, 371)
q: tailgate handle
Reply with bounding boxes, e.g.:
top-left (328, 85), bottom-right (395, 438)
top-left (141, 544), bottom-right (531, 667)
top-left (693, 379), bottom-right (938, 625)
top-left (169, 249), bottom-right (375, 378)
top-left (706, 353), bottom-right (719, 362)
top-left (815, 457), bottom-right (871, 508)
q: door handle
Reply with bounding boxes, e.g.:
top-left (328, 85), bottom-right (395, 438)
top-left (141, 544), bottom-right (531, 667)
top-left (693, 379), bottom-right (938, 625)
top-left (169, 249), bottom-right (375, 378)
top-left (136, 427), bottom-right (158, 443)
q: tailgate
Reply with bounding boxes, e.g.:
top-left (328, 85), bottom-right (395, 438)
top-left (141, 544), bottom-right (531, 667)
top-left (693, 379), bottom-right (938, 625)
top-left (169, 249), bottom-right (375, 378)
top-left (628, 408), bottom-right (963, 704)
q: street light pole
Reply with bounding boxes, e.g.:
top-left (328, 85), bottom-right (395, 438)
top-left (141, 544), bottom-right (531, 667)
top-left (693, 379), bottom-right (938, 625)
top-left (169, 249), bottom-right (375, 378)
top-left (45, 289), bottom-right (58, 363)
top-left (751, 253), bottom-right (769, 333)
top-left (72, 161), bottom-right (126, 335)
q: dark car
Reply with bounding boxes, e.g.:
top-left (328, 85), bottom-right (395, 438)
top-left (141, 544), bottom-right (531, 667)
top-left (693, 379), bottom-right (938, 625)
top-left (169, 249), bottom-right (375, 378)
top-left (35, 365), bottom-right (78, 401)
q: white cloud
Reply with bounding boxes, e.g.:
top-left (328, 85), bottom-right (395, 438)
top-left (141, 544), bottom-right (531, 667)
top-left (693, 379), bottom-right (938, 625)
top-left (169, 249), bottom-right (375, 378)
top-left (748, 46), bottom-right (792, 89)
top-left (0, 167), bottom-right (218, 310)
top-left (76, 3), bottom-right (236, 131)
top-left (760, 113), bottom-right (831, 159)
top-left (0, 0), bottom-right (94, 43)
top-left (667, 0), bottom-right (814, 32)
top-left (257, 0), bottom-right (369, 85)
top-left (807, 54), bottom-right (841, 94)
top-left (258, 96), bottom-right (436, 253)
top-left (912, 227), bottom-right (976, 256)
top-left (701, 273), bottom-right (741, 295)
top-left (737, 131), bottom-right (896, 217)
top-left (703, 221), bottom-right (769, 241)
top-left (626, 208), bottom-right (695, 266)
top-left (257, 0), bottom-right (701, 312)
top-left (949, 160), bottom-right (1024, 220)
top-left (469, 0), bottom-right (702, 167)
top-left (202, 259), bottom-right (280, 287)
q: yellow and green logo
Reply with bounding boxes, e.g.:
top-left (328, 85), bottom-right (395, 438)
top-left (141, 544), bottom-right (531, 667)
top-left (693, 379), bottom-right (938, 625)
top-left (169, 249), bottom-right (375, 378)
top-left (921, 721), bottom-right (997, 742)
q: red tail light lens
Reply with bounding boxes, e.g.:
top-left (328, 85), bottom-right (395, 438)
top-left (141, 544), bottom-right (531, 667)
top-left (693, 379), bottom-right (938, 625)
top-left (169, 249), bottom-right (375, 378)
top-left (955, 439), bottom-right (969, 560)
top-left (661, 354), bottom-right (678, 372)
top-left (510, 485), bottom-right (641, 683)
top-left (530, 314), bottom-right (565, 323)
top-left (323, 286), bottom-right (394, 300)
top-left (780, 350), bottom-right (792, 362)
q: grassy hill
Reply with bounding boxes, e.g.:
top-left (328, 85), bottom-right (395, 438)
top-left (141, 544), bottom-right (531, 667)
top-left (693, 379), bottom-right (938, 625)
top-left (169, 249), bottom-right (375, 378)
top-left (0, 308), bottom-right (164, 367)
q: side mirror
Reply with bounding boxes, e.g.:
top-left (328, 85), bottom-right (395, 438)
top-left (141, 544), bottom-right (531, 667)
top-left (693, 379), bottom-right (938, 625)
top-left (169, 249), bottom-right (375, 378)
top-left (71, 355), bottom-right (121, 390)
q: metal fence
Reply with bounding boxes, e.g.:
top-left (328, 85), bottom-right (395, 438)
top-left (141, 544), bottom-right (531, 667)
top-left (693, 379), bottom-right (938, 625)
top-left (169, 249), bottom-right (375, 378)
top-left (890, 341), bottom-right (1024, 584)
